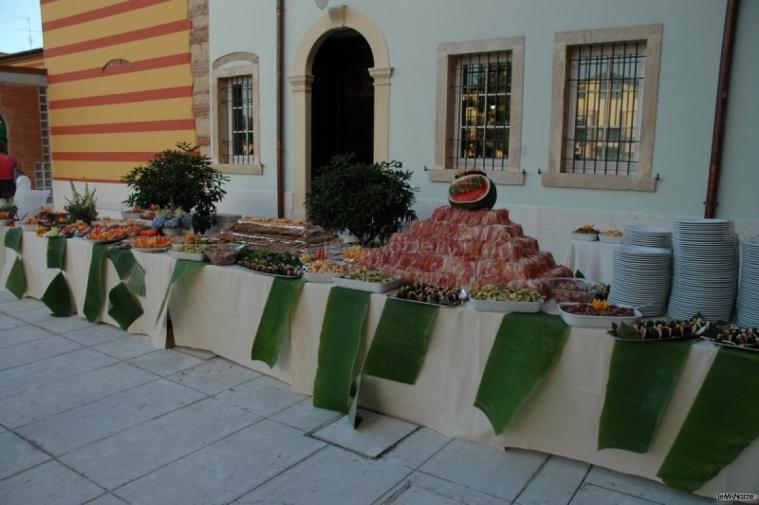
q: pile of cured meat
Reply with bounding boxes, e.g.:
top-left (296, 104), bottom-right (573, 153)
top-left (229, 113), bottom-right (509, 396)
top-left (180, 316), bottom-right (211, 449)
top-left (355, 206), bottom-right (571, 289)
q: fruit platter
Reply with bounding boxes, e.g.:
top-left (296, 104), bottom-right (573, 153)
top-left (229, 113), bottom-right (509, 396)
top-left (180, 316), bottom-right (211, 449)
top-left (238, 251), bottom-right (303, 278)
top-left (169, 243), bottom-right (207, 262)
top-left (469, 285), bottom-right (543, 313)
top-left (84, 226), bottom-right (130, 244)
top-left (558, 300), bottom-right (640, 328)
top-left (571, 224), bottom-right (600, 241)
top-left (204, 243), bottom-right (245, 266)
top-left (395, 282), bottom-right (462, 307)
top-left (334, 269), bottom-right (400, 293)
top-left (131, 235), bottom-right (173, 252)
top-left (610, 316), bottom-right (708, 342)
top-left (701, 323), bottom-right (759, 352)
top-left (304, 260), bottom-right (348, 283)
top-left (57, 220), bottom-right (93, 238)
top-left (341, 245), bottom-right (368, 262)
top-left (599, 229), bottom-right (624, 244)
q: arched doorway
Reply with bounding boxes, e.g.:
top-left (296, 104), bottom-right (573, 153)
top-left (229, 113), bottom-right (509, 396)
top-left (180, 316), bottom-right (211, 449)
top-left (311, 29), bottom-right (374, 179)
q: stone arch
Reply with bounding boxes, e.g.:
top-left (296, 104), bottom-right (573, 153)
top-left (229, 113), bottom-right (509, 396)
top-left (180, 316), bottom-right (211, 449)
top-left (289, 6), bottom-right (393, 216)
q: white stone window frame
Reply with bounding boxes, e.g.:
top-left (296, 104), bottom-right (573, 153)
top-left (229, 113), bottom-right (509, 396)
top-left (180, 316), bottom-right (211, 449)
top-left (211, 52), bottom-right (262, 175)
top-left (431, 36), bottom-right (525, 185)
top-left (544, 24), bottom-right (662, 191)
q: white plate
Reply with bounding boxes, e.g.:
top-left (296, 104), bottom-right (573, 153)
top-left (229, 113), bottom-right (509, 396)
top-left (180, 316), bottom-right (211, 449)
top-left (470, 298), bottom-right (543, 313)
top-left (304, 271), bottom-right (335, 283)
top-left (558, 303), bottom-right (641, 329)
top-left (168, 250), bottom-right (206, 261)
top-left (132, 246), bottom-right (169, 253)
top-left (571, 232), bottom-right (598, 241)
top-left (333, 276), bottom-right (401, 293)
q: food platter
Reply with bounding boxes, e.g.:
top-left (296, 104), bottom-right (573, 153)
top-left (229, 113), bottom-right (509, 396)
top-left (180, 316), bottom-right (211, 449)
top-left (132, 246), bottom-right (169, 253)
top-left (248, 270), bottom-right (303, 279)
top-left (168, 250), bottom-right (206, 261)
top-left (700, 337), bottom-right (759, 352)
top-left (470, 298), bottom-right (543, 313)
top-left (303, 271), bottom-right (336, 283)
top-left (333, 276), bottom-right (401, 293)
top-left (558, 302), bottom-right (641, 328)
top-left (392, 294), bottom-right (464, 308)
top-left (84, 237), bottom-right (125, 245)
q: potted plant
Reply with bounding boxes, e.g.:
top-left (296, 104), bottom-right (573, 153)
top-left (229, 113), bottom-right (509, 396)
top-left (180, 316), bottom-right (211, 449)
top-left (122, 143), bottom-right (228, 233)
top-left (152, 207), bottom-right (191, 237)
top-left (64, 181), bottom-right (98, 224)
top-left (306, 154), bottom-right (417, 246)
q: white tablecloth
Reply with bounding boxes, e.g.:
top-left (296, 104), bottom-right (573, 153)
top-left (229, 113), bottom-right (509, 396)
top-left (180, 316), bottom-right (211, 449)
top-left (2, 230), bottom-right (756, 497)
top-left (563, 239), bottom-right (621, 284)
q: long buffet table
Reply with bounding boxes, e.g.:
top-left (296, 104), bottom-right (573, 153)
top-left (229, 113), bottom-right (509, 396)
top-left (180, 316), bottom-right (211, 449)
top-left (2, 229), bottom-right (756, 497)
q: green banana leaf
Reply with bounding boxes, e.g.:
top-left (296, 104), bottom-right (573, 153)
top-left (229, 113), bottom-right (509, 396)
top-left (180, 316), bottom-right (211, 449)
top-left (475, 313), bottom-right (569, 435)
top-left (251, 277), bottom-right (306, 367)
top-left (348, 372), bottom-right (364, 428)
top-left (363, 298), bottom-right (439, 384)
top-left (657, 348), bottom-right (759, 492)
top-left (83, 244), bottom-right (108, 322)
top-left (107, 282), bottom-right (144, 330)
top-left (598, 339), bottom-right (694, 453)
top-left (313, 287), bottom-right (371, 413)
top-left (40, 272), bottom-right (73, 317)
top-left (108, 248), bottom-right (145, 296)
top-left (5, 257), bottom-right (26, 299)
top-left (4, 227), bottom-right (22, 253)
top-left (155, 259), bottom-right (206, 325)
top-left (46, 237), bottom-right (66, 269)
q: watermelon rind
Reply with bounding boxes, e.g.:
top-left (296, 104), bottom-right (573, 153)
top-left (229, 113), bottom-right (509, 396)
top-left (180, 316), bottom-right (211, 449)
top-left (448, 174), bottom-right (497, 211)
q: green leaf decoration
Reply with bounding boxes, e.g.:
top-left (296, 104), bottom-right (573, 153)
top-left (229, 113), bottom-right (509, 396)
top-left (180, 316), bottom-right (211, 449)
top-left (155, 259), bottom-right (206, 325)
top-left (574, 269), bottom-right (585, 279)
top-left (4, 227), bottom-right (22, 253)
top-left (46, 236), bottom-right (66, 269)
top-left (40, 272), bottom-right (73, 317)
top-left (5, 257), bottom-right (26, 299)
top-left (83, 244), bottom-right (108, 322)
top-left (363, 298), bottom-right (439, 384)
top-left (251, 277), bottom-right (306, 367)
top-left (598, 340), bottom-right (693, 453)
top-left (313, 287), bottom-right (371, 413)
top-left (107, 282), bottom-right (144, 330)
top-left (474, 313), bottom-right (569, 435)
top-left (657, 348), bottom-right (759, 492)
top-left (107, 247), bottom-right (145, 296)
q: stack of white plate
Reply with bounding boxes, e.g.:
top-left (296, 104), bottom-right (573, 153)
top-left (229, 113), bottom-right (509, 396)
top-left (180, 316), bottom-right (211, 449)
top-left (609, 246), bottom-right (672, 316)
top-left (737, 237), bottom-right (759, 327)
top-left (668, 219), bottom-right (738, 321)
top-left (623, 224), bottom-right (672, 249)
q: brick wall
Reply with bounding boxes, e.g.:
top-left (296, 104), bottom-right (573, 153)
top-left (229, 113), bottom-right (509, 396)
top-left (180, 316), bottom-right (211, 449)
top-left (0, 82), bottom-right (43, 183)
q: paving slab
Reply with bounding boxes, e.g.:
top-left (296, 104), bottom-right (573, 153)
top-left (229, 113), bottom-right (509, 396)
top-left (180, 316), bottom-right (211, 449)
top-left (0, 362), bottom-right (157, 428)
top-left (420, 439), bottom-right (547, 501)
top-left (63, 325), bottom-right (131, 347)
top-left (0, 297), bottom-right (46, 314)
top-left (0, 290), bottom-right (20, 304)
top-left (62, 397), bottom-right (260, 490)
top-left (0, 324), bottom-right (56, 349)
top-left (0, 335), bottom-right (81, 371)
top-left (11, 306), bottom-right (56, 323)
top-left (270, 398), bottom-right (342, 432)
top-left (584, 466), bottom-right (713, 504)
top-left (378, 472), bottom-right (504, 505)
top-left (236, 445), bottom-right (409, 505)
top-left (85, 494), bottom-right (129, 505)
top-left (515, 456), bottom-right (589, 505)
top-left (127, 349), bottom-right (205, 376)
top-left (0, 432), bottom-right (50, 480)
top-left (313, 409), bottom-right (418, 458)
top-left (0, 314), bottom-right (25, 331)
top-left (18, 379), bottom-right (204, 455)
top-left (94, 335), bottom-right (156, 360)
top-left (383, 427), bottom-right (451, 469)
top-left (174, 346), bottom-right (216, 360)
top-left (0, 348), bottom-right (117, 399)
top-left (38, 315), bottom-right (97, 334)
top-left (168, 357), bottom-right (261, 395)
top-left (114, 420), bottom-right (325, 505)
top-left (216, 375), bottom-right (306, 417)
top-left (570, 483), bottom-right (658, 505)
top-left (0, 461), bottom-right (103, 505)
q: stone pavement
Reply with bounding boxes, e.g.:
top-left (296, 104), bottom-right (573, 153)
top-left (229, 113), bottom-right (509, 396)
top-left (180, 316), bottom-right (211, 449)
top-left (0, 292), bottom-right (713, 505)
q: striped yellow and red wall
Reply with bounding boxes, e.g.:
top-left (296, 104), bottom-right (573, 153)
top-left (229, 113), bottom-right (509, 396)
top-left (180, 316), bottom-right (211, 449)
top-left (40, 0), bottom-right (197, 182)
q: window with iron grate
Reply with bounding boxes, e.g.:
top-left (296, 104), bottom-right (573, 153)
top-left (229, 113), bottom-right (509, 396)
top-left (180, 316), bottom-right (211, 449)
top-left (220, 75), bottom-right (254, 165)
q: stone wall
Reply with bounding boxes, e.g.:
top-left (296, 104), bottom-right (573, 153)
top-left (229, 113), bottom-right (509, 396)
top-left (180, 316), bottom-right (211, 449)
top-left (189, 0), bottom-right (210, 155)
top-left (0, 82), bottom-right (43, 184)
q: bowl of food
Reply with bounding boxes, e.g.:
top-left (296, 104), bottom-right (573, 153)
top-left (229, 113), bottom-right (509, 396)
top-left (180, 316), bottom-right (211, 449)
top-left (169, 243), bottom-right (206, 261)
top-left (469, 285), bottom-right (544, 313)
top-left (558, 300), bottom-right (641, 328)
top-left (304, 260), bottom-right (348, 283)
top-left (571, 224), bottom-right (600, 241)
top-left (204, 243), bottom-right (245, 266)
top-left (599, 230), bottom-right (624, 244)
top-left (544, 277), bottom-right (604, 304)
top-left (333, 269), bottom-right (400, 292)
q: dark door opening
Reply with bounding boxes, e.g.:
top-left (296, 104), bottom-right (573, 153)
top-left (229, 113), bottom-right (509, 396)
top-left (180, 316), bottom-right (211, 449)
top-left (311, 29), bottom-right (374, 180)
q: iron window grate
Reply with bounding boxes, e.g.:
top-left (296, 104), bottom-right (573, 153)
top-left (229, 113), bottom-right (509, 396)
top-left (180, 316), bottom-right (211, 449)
top-left (449, 50), bottom-right (512, 171)
top-left (563, 41), bottom-right (645, 176)
top-left (221, 76), bottom-right (254, 164)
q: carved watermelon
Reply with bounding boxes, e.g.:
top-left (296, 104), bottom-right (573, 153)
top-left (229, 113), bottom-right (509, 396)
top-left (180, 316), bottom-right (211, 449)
top-left (448, 172), bottom-right (497, 210)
